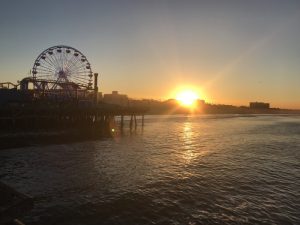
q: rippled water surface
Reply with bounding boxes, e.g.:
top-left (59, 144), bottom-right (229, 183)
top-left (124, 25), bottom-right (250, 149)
top-left (1, 115), bottom-right (300, 225)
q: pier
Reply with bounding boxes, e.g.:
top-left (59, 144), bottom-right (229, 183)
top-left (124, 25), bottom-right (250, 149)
top-left (0, 102), bottom-right (147, 149)
top-left (0, 103), bottom-right (146, 133)
top-left (0, 45), bottom-right (148, 148)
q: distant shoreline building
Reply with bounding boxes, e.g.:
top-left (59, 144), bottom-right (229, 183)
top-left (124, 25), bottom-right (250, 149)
top-left (102, 91), bottom-right (128, 106)
top-left (249, 102), bottom-right (270, 109)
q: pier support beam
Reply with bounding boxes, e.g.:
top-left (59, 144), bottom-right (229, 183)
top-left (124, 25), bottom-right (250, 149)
top-left (134, 114), bottom-right (137, 129)
top-left (120, 115), bottom-right (124, 130)
top-left (130, 114), bottom-right (133, 130)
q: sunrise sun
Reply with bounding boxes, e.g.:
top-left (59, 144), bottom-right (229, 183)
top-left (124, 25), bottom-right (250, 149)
top-left (176, 90), bottom-right (199, 107)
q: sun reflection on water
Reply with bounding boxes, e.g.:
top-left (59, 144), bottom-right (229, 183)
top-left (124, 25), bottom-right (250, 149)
top-left (181, 120), bottom-right (209, 164)
top-left (182, 122), bottom-right (197, 163)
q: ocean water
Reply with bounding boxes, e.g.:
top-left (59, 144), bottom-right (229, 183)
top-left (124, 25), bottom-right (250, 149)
top-left (0, 115), bottom-right (299, 225)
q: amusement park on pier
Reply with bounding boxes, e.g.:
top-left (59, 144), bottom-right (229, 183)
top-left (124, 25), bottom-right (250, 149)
top-left (0, 45), bottom-right (147, 143)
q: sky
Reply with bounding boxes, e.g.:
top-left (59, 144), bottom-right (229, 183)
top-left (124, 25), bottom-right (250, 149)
top-left (0, 0), bottom-right (300, 108)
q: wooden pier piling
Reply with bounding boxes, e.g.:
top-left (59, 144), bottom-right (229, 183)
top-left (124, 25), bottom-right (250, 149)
top-left (120, 114), bottom-right (124, 129)
top-left (134, 114), bottom-right (137, 129)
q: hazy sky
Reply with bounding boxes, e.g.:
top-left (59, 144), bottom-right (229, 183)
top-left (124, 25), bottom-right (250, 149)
top-left (0, 0), bottom-right (300, 108)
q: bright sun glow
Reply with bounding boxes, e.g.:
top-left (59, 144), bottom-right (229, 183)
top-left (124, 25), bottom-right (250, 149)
top-left (176, 90), bottom-right (199, 107)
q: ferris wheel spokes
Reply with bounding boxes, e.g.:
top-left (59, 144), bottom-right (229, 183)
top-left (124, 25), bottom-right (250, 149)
top-left (32, 45), bottom-right (94, 92)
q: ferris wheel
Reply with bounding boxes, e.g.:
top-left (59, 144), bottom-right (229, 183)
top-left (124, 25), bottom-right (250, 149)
top-left (32, 45), bottom-right (93, 90)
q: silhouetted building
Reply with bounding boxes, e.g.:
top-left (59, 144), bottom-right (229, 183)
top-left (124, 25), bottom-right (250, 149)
top-left (249, 102), bottom-right (270, 109)
top-left (103, 91), bottom-right (128, 106)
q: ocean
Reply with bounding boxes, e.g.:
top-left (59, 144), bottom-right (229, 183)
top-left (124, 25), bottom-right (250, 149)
top-left (1, 115), bottom-right (299, 225)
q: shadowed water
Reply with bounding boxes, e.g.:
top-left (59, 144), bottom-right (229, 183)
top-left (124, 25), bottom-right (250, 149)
top-left (0, 115), bottom-right (300, 225)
